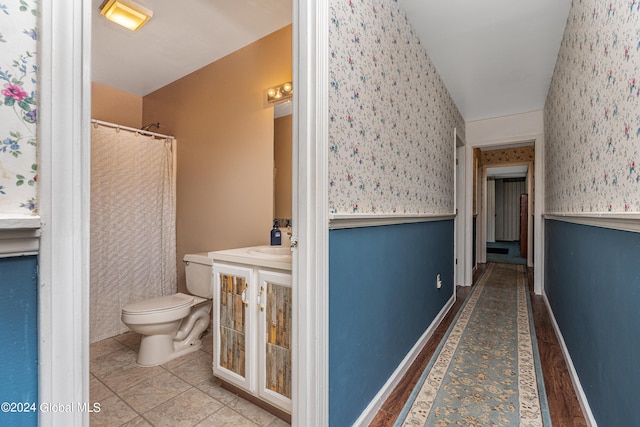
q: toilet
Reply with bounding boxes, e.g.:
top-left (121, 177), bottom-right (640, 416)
top-left (121, 252), bottom-right (213, 366)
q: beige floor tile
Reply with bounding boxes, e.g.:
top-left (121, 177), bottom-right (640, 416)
top-left (99, 363), bottom-right (166, 393)
top-left (121, 416), bottom-right (153, 426)
top-left (143, 388), bottom-right (223, 427)
top-left (91, 347), bottom-right (138, 377)
top-left (90, 373), bottom-right (115, 403)
top-left (113, 330), bottom-right (142, 351)
top-left (89, 395), bottom-right (138, 427)
top-left (200, 332), bottom-right (213, 355)
top-left (169, 352), bottom-right (214, 386)
top-left (195, 406), bottom-right (259, 427)
top-left (162, 347), bottom-right (209, 371)
top-left (90, 334), bottom-right (286, 427)
top-left (226, 398), bottom-right (278, 426)
top-left (196, 378), bottom-right (240, 405)
top-left (268, 416), bottom-right (291, 427)
top-left (90, 337), bottom-right (127, 360)
top-left (119, 370), bottom-right (192, 413)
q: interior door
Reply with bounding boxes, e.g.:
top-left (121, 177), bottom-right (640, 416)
top-left (455, 145), bottom-right (465, 286)
top-left (519, 194), bottom-right (528, 258)
top-left (486, 179), bottom-right (496, 243)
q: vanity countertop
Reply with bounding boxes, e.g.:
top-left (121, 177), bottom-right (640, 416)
top-left (209, 245), bottom-right (292, 271)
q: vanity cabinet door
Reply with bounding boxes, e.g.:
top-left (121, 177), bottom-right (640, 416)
top-left (257, 269), bottom-right (292, 413)
top-left (212, 263), bottom-right (255, 392)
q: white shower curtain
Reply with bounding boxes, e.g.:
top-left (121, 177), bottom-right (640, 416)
top-left (90, 124), bottom-right (177, 343)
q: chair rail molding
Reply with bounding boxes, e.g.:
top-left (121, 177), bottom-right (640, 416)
top-left (544, 213), bottom-right (640, 234)
top-left (0, 215), bottom-right (40, 257)
top-left (329, 213), bottom-right (456, 230)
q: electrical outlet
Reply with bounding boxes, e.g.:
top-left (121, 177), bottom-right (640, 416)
top-left (436, 274), bottom-right (442, 289)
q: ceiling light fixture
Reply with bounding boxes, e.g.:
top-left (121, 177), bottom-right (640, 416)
top-left (100, 0), bottom-right (153, 31)
top-left (266, 82), bottom-right (293, 104)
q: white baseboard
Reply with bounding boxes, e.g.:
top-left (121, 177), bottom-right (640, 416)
top-left (542, 292), bottom-right (598, 427)
top-left (352, 293), bottom-right (456, 426)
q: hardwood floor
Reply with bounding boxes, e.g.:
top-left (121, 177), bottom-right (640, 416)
top-left (528, 268), bottom-right (588, 427)
top-left (369, 263), bottom-right (587, 427)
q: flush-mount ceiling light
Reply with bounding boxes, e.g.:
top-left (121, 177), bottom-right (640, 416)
top-left (100, 0), bottom-right (153, 31)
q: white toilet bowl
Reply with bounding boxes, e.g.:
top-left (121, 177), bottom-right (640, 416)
top-left (121, 253), bottom-right (213, 366)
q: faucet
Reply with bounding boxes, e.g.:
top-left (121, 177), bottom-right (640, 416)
top-left (285, 219), bottom-right (293, 246)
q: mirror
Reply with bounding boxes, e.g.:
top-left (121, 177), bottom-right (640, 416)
top-left (273, 102), bottom-right (293, 222)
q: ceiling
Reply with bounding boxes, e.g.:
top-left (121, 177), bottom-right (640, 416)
top-left (399, 0), bottom-right (572, 122)
top-left (92, 0), bottom-right (571, 122)
top-left (91, 0), bottom-right (292, 96)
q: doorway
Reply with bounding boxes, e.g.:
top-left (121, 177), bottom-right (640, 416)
top-left (38, 1), bottom-right (329, 425)
top-left (475, 144), bottom-right (535, 269)
top-left (485, 165), bottom-right (529, 265)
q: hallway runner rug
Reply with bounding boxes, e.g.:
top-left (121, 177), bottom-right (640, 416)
top-left (394, 263), bottom-right (551, 426)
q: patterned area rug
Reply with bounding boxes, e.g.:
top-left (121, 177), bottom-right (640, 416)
top-left (395, 263), bottom-right (551, 426)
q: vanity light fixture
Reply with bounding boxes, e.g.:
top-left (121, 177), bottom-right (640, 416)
top-left (100, 0), bottom-right (153, 31)
top-left (266, 82), bottom-right (293, 104)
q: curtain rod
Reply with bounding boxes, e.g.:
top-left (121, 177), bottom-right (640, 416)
top-left (91, 119), bottom-right (175, 140)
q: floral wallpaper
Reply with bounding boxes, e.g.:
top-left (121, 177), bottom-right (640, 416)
top-left (0, 0), bottom-right (38, 214)
top-left (480, 146), bottom-right (534, 166)
top-left (544, 0), bottom-right (640, 213)
top-left (328, 0), bottom-right (464, 215)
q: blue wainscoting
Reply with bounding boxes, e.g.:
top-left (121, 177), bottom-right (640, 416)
top-left (545, 219), bottom-right (640, 426)
top-left (0, 255), bottom-right (38, 427)
top-left (329, 220), bottom-right (454, 426)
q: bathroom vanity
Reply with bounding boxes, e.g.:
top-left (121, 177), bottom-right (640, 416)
top-left (209, 246), bottom-right (292, 414)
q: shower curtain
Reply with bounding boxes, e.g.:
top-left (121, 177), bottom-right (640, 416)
top-left (90, 124), bottom-right (177, 343)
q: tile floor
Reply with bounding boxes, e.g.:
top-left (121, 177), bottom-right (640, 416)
top-left (90, 331), bottom-right (290, 427)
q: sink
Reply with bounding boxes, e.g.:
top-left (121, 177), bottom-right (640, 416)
top-left (248, 246), bottom-right (291, 257)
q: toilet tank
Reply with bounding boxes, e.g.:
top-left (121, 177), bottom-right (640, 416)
top-left (183, 253), bottom-right (213, 299)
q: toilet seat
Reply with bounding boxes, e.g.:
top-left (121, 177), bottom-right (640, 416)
top-left (122, 293), bottom-right (194, 315)
top-left (122, 293), bottom-right (194, 325)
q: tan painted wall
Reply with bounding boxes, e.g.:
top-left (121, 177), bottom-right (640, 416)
top-left (142, 26), bottom-right (292, 291)
top-left (91, 82), bottom-right (143, 128)
top-left (274, 114), bottom-right (292, 219)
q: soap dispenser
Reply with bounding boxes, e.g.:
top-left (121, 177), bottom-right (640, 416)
top-left (270, 219), bottom-right (282, 246)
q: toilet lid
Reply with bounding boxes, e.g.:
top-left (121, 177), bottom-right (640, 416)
top-left (122, 293), bottom-right (194, 315)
